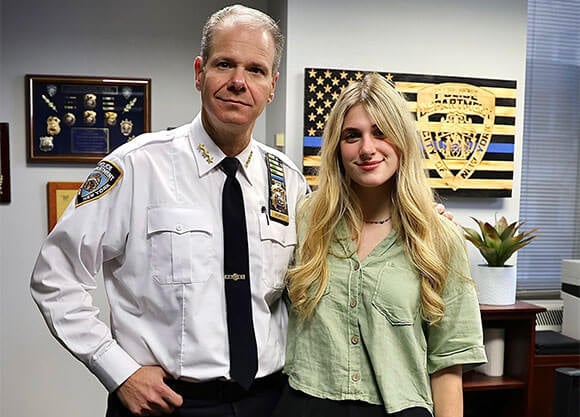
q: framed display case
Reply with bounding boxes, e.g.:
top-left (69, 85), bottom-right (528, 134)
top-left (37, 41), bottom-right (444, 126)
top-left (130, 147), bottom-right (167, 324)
top-left (27, 75), bottom-right (151, 163)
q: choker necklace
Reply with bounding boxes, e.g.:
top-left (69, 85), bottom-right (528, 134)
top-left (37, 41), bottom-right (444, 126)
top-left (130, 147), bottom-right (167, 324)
top-left (364, 216), bottom-right (391, 225)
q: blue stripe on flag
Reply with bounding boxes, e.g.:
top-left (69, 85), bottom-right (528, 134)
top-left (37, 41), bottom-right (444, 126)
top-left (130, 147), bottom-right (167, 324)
top-left (304, 137), bottom-right (513, 153)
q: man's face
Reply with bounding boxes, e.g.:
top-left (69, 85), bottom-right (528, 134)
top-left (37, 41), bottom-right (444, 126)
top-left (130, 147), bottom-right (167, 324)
top-left (194, 21), bottom-right (278, 137)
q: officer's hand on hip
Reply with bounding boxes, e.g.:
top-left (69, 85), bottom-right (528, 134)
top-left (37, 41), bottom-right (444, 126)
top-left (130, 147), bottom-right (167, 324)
top-left (116, 366), bottom-right (183, 416)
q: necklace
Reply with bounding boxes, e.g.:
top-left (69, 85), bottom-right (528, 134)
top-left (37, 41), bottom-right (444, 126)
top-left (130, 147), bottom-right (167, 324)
top-left (363, 216), bottom-right (391, 225)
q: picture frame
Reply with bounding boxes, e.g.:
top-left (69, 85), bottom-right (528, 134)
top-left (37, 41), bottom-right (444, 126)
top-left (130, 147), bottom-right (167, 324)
top-left (27, 75), bottom-right (151, 163)
top-left (47, 181), bottom-right (83, 232)
top-left (0, 122), bottom-right (10, 203)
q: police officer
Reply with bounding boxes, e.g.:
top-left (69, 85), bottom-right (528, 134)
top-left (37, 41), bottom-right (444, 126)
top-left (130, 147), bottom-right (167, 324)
top-left (31, 5), bottom-right (308, 417)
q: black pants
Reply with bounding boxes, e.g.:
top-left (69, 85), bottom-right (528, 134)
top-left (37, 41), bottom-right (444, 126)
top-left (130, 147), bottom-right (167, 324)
top-left (106, 373), bottom-right (285, 417)
top-left (272, 384), bottom-right (432, 417)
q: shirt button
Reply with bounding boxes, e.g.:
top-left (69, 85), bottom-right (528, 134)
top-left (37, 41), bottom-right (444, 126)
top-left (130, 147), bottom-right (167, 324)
top-left (353, 261), bottom-right (360, 271)
top-left (352, 373), bottom-right (360, 382)
top-left (351, 336), bottom-right (359, 345)
top-left (176, 224), bottom-right (183, 232)
top-left (350, 299), bottom-right (357, 308)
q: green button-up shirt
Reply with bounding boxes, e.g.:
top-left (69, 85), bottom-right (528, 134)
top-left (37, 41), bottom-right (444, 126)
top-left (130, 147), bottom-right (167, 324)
top-left (284, 217), bottom-right (486, 415)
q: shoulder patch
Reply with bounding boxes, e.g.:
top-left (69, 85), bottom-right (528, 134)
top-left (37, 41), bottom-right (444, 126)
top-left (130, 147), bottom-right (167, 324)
top-left (76, 160), bottom-right (123, 207)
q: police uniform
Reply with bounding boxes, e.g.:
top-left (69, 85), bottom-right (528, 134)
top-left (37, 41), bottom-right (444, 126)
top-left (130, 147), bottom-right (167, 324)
top-left (30, 114), bottom-right (309, 399)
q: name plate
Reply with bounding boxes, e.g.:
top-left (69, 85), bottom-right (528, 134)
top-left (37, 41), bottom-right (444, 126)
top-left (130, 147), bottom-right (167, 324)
top-left (71, 128), bottom-right (109, 154)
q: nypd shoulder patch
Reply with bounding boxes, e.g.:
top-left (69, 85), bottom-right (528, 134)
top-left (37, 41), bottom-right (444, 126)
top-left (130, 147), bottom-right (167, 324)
top-left (76, 160), bottom-right (123, 207)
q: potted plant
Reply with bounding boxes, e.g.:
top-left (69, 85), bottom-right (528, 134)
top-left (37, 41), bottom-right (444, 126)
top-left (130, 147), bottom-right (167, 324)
top-left (462, 215), bottom-right (539, 305)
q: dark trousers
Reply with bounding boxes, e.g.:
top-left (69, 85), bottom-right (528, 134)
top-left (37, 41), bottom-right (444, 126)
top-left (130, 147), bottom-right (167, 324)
top-left (272, 384), bottom-right (432, 417)
top-left (106, 373), bottom-right (285, 417)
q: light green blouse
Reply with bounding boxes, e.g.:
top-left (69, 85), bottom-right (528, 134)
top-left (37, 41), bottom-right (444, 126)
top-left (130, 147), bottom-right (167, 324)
top-left (284, 208), bottom-right (487, 415)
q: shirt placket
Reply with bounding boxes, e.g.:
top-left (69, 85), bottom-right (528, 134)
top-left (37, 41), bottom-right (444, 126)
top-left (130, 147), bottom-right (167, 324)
top-left (347, 256), bottom-right (363, 394)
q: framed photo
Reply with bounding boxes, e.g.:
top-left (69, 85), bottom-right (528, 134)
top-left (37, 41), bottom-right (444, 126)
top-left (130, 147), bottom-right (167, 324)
top-left (47, 181), bottom-right (83, 232)
top-left (0, 122), bottom-right (10, 203)
top-left (27, 75), bottom-right (151, 163)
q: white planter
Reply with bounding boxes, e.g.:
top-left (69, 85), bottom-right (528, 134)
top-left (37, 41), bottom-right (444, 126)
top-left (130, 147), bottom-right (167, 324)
top-left (472, 264), bottom-right (517, 305)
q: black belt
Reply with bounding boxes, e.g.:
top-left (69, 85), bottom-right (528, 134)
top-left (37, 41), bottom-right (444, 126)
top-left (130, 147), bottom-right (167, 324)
top-left (167, 371), bottom-right (286, 402)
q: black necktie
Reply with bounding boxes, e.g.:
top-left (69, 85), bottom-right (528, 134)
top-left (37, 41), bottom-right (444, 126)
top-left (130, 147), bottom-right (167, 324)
top-left (221, 157), bottom-right (258, 390)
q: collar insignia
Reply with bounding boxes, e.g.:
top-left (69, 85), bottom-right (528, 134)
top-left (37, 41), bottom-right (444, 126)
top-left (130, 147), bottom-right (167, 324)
top-left (244, 150), bottom-right (253, 169)
top-left (197, 143), bottom-right (214, 164)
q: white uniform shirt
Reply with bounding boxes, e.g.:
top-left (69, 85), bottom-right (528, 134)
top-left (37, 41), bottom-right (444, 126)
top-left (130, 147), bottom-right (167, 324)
top-left (30, 114), bottom-right (309, 392)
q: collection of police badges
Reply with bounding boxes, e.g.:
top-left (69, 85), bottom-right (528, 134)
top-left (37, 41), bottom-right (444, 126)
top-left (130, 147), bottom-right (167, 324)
top-left (38, 83), bottom-right (138, 153)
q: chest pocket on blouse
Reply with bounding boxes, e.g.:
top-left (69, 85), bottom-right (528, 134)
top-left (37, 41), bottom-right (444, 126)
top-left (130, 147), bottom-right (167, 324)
top-left (147, 207), bottom-right (215, 285)
top-left (371, 264), bottom-right (421, 326)
top-left (258, 215), bottom-right (297, 289)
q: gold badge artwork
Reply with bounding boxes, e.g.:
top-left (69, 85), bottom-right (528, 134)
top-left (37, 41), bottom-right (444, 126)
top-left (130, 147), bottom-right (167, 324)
top-left (63, 112), bottom-right (76, 126)
top-left (416, 83), bottom-right (495, 191)
top-left (105, 112), bottom-right (118, 126)
top-left (83, 93), bottom-right (97, 109)
top-left (46, 116), bottom-right (61, 136)
top-left (120, 119), bottom-right (133, 136)
top-left (83, 110), bottom-right (97, 126)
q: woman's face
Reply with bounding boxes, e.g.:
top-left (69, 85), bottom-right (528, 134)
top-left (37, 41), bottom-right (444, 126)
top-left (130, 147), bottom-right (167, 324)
top-left (339, 103), bottom-right (399, 190)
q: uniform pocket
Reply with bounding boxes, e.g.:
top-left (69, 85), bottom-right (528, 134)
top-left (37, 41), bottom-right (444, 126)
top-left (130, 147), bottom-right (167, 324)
top-left (147, 207), bottom-right (214, 284)
top-left (258, 214), bottom-right (297, 289)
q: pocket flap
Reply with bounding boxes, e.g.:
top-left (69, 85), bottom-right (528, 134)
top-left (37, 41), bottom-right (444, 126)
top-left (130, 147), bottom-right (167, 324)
top-left (258, 215), bottom-right (297, 247)
top-left (147, 207), bottom-right (212, 235)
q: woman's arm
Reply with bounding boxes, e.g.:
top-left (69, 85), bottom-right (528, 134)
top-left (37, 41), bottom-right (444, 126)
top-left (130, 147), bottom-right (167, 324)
top-left (431, 365), bottom-right (463, 417)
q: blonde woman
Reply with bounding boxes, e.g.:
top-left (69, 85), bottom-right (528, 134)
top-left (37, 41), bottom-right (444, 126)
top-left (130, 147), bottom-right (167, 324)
top-left (276, 73), bottom-right (486, 417)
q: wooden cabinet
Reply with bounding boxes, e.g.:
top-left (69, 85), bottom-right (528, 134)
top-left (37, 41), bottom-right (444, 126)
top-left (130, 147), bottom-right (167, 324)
top-left (463, 302), bottom-right (545, 417)
top-left (532, 353), bottom-right (580, 417)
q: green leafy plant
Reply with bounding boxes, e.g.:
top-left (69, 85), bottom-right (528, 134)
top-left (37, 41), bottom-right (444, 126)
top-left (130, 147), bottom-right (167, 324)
top-left (462, 215), bottom-right (539, 267)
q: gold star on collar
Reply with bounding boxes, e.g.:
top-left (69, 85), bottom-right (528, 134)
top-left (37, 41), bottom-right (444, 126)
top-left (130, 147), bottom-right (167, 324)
top-left (197, 144), bottom-right (214, 164)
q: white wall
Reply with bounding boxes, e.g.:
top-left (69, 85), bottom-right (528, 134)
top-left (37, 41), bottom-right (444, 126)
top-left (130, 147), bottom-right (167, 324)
top-left (0, 1), bottom-right (528, 417)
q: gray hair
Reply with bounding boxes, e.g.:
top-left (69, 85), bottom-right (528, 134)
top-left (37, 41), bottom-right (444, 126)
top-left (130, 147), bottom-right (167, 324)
top-left (200, 4), bottom-right (284, 73)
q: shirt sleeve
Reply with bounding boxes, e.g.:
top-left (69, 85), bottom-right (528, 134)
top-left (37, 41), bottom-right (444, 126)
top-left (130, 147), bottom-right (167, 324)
top-left (30, 155), bottom-right (141, 392)
top-left (426, 230), bottom-right (487, 374)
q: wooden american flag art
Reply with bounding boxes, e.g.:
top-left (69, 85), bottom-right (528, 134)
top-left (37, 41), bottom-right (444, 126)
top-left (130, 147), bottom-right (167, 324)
top-left (303, 68), bottom-right (517, 197)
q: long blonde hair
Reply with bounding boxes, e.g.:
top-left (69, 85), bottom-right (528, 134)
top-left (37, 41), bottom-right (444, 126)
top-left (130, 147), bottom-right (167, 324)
top-left (287, 72), bottom-right (457, 324)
